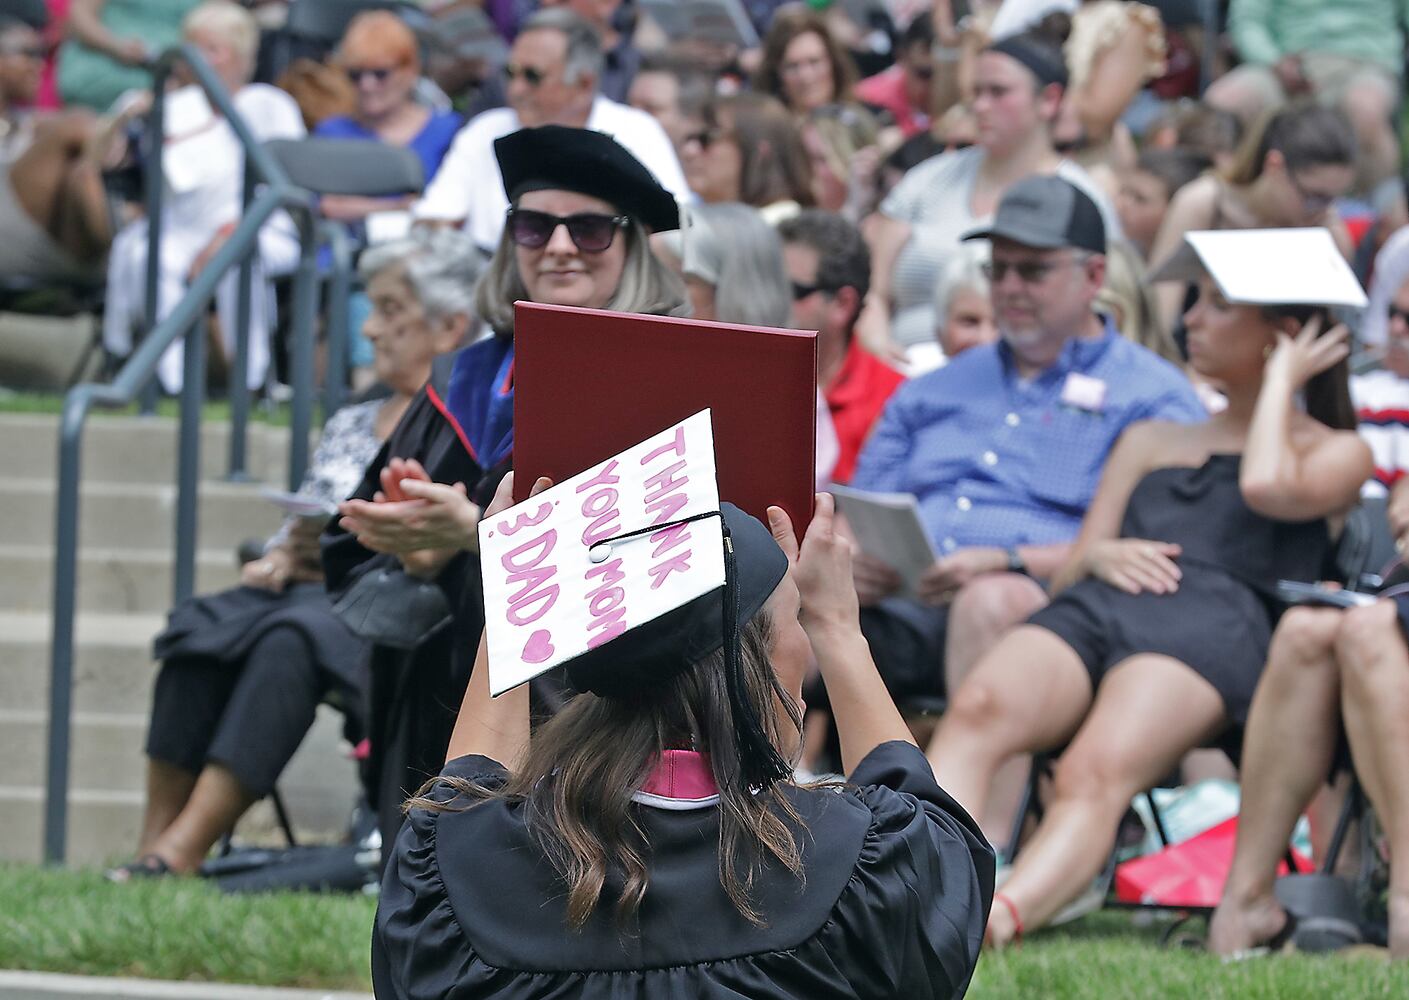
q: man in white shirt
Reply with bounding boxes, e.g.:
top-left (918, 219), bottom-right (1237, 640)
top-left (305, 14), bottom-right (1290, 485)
top-left (413, 7), bottom-right (689, 252)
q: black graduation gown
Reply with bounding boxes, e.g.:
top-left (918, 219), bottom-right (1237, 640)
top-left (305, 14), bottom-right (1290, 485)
top-left (372, 740), bottom-right (996, 999)
top-left (322, 353), bottom-right (503, 852)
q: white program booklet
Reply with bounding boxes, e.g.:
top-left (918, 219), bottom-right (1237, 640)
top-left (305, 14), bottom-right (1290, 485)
top-left (830, 484), bottom-right (937, 600)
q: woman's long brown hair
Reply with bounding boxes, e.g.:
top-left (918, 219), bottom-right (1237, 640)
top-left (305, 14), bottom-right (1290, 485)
top-left (408, 612), bottom-right (806, 930)
top-left (1261, 304), bottom-right (1358, 431)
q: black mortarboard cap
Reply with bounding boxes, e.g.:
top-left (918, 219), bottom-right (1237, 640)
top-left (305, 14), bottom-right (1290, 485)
top-left (494, 125), bottom-right (681, 233)
top-left (564, 502), bottom-right (792, 789)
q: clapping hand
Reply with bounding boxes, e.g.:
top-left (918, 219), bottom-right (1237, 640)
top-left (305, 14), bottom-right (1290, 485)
top-left (339, 457), bottom-right (481, 578)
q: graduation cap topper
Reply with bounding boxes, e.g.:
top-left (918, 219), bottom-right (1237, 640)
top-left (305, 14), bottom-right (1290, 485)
top-left (479, 410), bottom-right (792, 786)
top-left (1149, 228), bottom-right (1368, 309)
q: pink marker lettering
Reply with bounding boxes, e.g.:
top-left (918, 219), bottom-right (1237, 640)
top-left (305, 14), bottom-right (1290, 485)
top-left (639, 426), bottom-right (687, 466)
top-left (650, 522), bottom-right (691, 559)
top-left (501, 529), bottom-right (559, 625)
top-left (648, 551), bottom-right (693, 589)
top-left (583, 557), bottom-right (627, 646)
top-left (497, 501), bottom-right (553, 538)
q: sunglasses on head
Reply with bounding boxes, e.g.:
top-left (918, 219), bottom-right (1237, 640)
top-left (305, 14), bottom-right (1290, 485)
top-left (507, 208), bottom-right (630, 253)
top-left (345, 66), bottom-right (395, 84)
top-left (503, 62), bottom-right (547, 86)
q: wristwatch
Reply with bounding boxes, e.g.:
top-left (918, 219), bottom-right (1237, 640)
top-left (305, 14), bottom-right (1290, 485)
top-left (1006, 547), bottom-right (1029, 576)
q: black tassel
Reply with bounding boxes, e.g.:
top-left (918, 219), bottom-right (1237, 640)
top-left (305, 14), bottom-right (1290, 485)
top-left (721, 529), bottom-right (792, 789)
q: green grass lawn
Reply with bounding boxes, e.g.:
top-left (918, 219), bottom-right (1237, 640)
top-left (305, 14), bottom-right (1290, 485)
top-left (4, 864), bottom-right (1408, 996)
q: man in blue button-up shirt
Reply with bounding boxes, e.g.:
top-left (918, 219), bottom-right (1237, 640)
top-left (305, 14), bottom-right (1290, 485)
top-left (844, 177), bottom-right (1205, 834)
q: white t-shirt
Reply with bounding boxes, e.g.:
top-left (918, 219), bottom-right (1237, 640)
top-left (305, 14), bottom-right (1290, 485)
top-left (412, 95), bottom-right (691, 251)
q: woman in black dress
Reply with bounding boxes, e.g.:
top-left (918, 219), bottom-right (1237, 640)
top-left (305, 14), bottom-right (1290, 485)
top-left (927, 228), bottom-right (1373, 946)
top-left (323, 126), bottom-right (688, 853)
top-left (373, 478), bottom-right (994, 998)
top-left (110, 228), bottom-right (480, 879)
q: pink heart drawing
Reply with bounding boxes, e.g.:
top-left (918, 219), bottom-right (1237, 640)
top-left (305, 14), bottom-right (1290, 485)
top-left (521, 629), bottom-right (555, 664)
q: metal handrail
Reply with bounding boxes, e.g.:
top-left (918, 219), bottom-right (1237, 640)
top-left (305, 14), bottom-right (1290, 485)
top-left (44, 45), bottom-right (330, 864)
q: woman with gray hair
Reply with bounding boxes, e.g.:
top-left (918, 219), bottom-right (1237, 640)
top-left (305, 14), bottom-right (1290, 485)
top-left (906, 243), bottom-right (996, 375)
top-left (325, 125), bottom-right (689, 851)
top-left (108, 228), bottom-right (482, 880)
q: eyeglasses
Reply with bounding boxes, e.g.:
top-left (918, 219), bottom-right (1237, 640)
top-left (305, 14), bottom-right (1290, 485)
top-left (503, 63), bottom-right (547, 87)
top-left (506, 208), bottom-right (630, 253)
top-left (345, 66), bottom-right (395, 85)
top-left (1286, 170), bottom-right (1337, 216)
top-left (983, 256), bottom-right (1086, 284)
top-left (791, 281), bottom-right (836, 300)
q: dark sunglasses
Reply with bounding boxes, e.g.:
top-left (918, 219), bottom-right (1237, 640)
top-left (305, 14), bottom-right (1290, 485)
top-left (791, 281), bottom-right (836, 301)
top-left (507, 208), bottom-right (629, 253)
top-left (345, 66), bottom-right (394, 85)
top-left (1389, 305), bottom-right (1409, 326)
top-left (983, 257), bottom-right (1083, 283)
top-left (503, 62), bottom-right (547, 87)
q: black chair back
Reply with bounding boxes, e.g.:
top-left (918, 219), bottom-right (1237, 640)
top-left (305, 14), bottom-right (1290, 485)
top-left (264, 137), bottom-right (425, 197)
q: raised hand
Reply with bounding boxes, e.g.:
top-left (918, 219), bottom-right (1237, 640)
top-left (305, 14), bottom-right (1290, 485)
top-left (1265, 315), bottom-right (1351, 390)
top-left (769, 494), bottom-right (860, 635)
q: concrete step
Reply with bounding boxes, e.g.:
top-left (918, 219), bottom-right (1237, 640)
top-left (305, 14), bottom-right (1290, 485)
top-left (0, 413), bottom-right (295, 485)
top-left (0, 705), bottom-right (360, 865)
top-left (1, 478), bottom-right (287, 551)
top-left (0, 545), bottom-right (241, 614)
top-left (0, 610), bottom-right (164, 714)
top-left (0, 709), bottom-right (146, 792)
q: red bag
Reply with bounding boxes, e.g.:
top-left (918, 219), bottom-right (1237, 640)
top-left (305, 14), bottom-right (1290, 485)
top-left (1114, 817), bottom-right (1314, 909)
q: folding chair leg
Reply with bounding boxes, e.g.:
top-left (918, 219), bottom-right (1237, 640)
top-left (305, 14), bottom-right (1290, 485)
top-left (270, 788), bottom-right (298, 848)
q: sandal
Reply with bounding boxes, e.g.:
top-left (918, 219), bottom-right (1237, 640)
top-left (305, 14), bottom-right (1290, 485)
top-left (105, 854), bottom-right (172, 884)
top-left (1221, 910), bottom-right (1298, 962)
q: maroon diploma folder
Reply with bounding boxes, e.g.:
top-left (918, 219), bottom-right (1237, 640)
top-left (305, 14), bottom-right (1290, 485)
top-left (512, 302), bottom-right (818, 531)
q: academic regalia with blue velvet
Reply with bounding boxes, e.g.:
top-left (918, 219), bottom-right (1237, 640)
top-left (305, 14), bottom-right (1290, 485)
top-left (373, 740), bottom-right (993, 999)
top-left (323, 337), bottom-right (533, 852)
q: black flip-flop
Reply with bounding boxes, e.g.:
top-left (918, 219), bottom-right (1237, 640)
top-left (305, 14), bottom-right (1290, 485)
top-left (105, 854), bottom-right (173, 884)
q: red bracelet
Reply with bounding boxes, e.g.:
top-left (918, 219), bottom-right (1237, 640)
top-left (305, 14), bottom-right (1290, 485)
top-left (993, 891), bottom-right (1024, 943)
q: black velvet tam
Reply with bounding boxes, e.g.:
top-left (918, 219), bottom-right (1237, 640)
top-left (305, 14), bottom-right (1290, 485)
top-left (494, 125), bottom-right (681, 233)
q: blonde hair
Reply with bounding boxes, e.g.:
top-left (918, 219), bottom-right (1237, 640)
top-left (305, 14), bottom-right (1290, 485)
top-left (475, 215), bottom-right (687, 335)
top-left (1097, 240), bottom-right (1180, 363)
top-left (183, 1), bottom-right (259, 76)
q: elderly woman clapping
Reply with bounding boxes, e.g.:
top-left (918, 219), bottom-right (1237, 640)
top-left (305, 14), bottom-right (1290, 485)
top-left (108, 228), bottom-right (481, 880)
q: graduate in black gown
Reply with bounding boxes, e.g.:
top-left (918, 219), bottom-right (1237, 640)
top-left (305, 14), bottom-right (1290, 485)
top-left (323, 125), bottom-right (688, 852)
top-left (373, 475), bottom-right (995, 999)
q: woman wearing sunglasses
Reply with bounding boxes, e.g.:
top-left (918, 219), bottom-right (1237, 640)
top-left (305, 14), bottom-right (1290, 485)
top-left (324, 125), bottom-right (687, 853)
top-left (314, 11), bottom-right (463, 223)
top-left (1148, 102), bottom-right (1357, 334)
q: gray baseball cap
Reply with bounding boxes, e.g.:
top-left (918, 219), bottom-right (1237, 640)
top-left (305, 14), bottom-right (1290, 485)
top-left (962, 175), bottom-right (1106, 254)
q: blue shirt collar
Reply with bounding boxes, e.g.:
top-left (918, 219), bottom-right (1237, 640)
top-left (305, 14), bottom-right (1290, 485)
top-left (996, 313), bottom-right (1118, 384)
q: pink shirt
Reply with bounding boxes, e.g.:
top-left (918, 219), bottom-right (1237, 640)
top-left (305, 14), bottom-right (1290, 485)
top-left (855, 66), bottom-right (929, 138)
